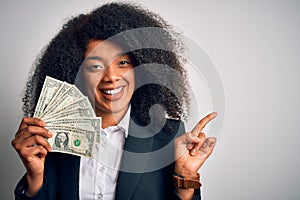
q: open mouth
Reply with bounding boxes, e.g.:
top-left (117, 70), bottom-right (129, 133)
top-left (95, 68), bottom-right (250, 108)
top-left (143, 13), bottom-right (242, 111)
top-left (101, 87), bottom-right (124, 96)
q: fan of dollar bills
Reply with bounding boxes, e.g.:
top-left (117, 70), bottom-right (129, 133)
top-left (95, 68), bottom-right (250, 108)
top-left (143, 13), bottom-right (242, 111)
top-left (34, 76), bottom-right (101, 157)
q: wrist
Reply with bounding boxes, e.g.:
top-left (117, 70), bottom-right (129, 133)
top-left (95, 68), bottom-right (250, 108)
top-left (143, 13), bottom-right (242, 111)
top-left (175, 187), bottom-right (195, 200)
top-left (26, 173), bottom-right (44, 197)
top-left (174, 165), bottom-right (197, 179)
top-left (173, 171), bottom-right (201, 200)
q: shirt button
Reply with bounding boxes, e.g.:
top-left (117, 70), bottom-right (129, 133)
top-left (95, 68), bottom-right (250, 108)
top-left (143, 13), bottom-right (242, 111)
top-left (98, 166), bottom-right (105, 172)
top-left (97, 193), bottom-right (103, 200)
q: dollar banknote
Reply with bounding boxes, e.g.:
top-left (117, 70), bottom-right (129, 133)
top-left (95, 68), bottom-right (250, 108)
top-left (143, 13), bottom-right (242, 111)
top-left (34, 76), bottom-right (100, 157)
top-left (42, 107), bottom-right (96, 121)
top-left (40, 85), bottom-right (83, 118)
top-left (34, 76), bottom-right (64, 118)
top-left (45, 118), bottom-right (101, 143)
top-left (46, 125), bottom-right (96, 157)
top-left (49, 97), bottom-right (92, 115)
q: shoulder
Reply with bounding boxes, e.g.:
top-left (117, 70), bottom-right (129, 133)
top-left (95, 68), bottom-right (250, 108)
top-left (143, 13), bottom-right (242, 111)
top-left (163, 118), bottom-right (185, 136)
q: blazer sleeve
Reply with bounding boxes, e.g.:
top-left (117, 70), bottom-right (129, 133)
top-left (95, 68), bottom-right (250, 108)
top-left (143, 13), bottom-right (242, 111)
top-left (14, 174), bottom-right (48, 200)
top-left (14, 153), bottom-right (80, 200)
top-left (171, 188), bottom-right (201, 200)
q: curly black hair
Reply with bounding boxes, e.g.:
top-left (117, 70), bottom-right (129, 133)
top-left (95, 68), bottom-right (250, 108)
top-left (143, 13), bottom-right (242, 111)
top-left (22, 2), bottom-right (190, 126)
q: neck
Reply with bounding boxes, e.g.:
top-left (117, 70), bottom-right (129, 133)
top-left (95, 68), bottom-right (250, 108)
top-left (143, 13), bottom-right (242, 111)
top-left (96, 107), bottom-right (128, 129)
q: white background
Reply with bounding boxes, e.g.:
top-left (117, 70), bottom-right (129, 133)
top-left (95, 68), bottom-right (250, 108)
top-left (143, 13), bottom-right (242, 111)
top-left (1, 0), bottom-right (300, 199)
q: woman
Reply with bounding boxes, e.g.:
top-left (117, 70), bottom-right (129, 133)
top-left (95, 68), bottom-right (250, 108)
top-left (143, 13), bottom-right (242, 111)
top-left (12, 2), bottom-right (217, 200)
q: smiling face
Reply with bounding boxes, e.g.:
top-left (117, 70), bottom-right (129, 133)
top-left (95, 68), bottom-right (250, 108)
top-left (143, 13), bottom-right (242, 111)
top-left (81, 39), bottom-right (135, 127)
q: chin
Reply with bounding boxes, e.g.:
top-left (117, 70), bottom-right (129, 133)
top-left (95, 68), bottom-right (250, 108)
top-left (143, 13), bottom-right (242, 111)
top-left (110, 105), bottom-right (128, 114)
top-left (96, 103), bottom-right (127, 114)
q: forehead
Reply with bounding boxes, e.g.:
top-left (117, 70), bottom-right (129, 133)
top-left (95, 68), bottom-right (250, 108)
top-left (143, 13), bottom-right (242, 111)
top-left (84, 39), bottom-right (125, 59)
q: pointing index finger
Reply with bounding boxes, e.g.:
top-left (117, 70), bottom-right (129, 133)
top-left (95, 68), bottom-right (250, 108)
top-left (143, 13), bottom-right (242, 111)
top-left (191, 112), bottom-right (217, 137)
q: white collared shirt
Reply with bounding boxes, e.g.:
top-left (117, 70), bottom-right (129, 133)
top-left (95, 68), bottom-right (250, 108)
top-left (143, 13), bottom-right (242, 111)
top-left (79, 107), bottom-right (130, 200)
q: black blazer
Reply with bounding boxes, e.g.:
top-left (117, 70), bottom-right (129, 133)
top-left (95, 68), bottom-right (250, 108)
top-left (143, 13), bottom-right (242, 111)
top-left (15, 118), bottom-right (201, 200)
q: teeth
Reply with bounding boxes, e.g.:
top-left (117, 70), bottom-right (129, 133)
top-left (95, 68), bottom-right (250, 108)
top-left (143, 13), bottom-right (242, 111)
top-left (103, 87), bottom-right (123, 95)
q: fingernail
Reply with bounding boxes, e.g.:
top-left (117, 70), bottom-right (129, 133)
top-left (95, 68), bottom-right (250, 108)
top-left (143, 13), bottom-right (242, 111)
top-left (209, 142), bottom-right (216, 148)
top-left (187, 143), bottom-right (193, 149)
top-left (191, 148), bottom-right (196, 155)
top-left (211, 112), bottom-right (217, 119)
top-left (48, 131), bottom-right (53, 137)
top-left (41, 121), bottom-right (46, 126)
top-left (208, 137), bottom-right (217, 146)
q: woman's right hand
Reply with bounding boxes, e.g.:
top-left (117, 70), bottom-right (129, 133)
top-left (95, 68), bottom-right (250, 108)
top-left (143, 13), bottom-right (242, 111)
top-left (11, 117), bottom-right (53, 196)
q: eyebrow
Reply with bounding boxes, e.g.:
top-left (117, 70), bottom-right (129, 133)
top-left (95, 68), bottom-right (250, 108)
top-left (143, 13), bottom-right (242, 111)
top-left (84, 52), bottom-right (129, 61)
top-left (84, 56), bottom-right (103, 61)
top-left (116, 51), bottom-right (128, 57)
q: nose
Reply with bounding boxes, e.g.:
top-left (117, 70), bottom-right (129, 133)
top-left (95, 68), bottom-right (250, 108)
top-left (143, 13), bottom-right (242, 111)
top-left (101, 62), bottom-right (120, 83)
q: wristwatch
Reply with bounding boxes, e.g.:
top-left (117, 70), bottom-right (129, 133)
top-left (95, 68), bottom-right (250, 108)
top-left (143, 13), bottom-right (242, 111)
top-left (173, 173), bottom-right (202, 189)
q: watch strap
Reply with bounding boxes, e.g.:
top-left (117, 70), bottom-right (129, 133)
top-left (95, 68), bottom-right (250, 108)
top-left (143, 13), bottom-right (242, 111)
top-left (173, 173), bottom-right (202, 189)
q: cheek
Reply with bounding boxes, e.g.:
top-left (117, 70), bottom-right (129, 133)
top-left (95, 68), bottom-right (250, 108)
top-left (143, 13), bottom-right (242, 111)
top-left (129, 77), bottom-right (135, 92)
top-left (129, 74), bottom-right (135, 93)
top-left (125, 70), bottom-right (135, 89)
top-left (83, 73), bottom-right (101, 96)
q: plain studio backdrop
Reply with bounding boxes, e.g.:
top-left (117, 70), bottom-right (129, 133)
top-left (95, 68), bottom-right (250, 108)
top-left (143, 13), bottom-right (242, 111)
top-left (1, 0), bottom-right (300, 199)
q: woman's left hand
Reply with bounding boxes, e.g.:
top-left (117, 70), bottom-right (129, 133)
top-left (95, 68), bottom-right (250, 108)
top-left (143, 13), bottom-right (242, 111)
top-left (174, 112), bottom-right (217, 178)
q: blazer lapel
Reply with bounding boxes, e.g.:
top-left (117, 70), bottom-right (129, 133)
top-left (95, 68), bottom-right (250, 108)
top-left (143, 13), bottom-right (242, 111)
top-left (116, 118), bottom-right (154, 200)
top-left (57, 153), bottom-right (81, 200)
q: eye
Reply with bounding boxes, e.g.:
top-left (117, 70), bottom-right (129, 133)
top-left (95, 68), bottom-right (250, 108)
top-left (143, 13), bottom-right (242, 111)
top-left (119, 60), bottom-right (131, 65)
top-left (87, 64), bottom-right (105, 72)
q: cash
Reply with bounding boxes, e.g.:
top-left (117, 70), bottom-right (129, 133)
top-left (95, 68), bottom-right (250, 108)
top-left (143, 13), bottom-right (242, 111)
top-left (34, 76), bottom-right (100, 157)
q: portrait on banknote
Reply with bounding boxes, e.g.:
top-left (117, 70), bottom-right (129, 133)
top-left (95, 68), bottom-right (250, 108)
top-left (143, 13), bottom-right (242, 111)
top-left (54, 132), bottom-right (69, 149)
